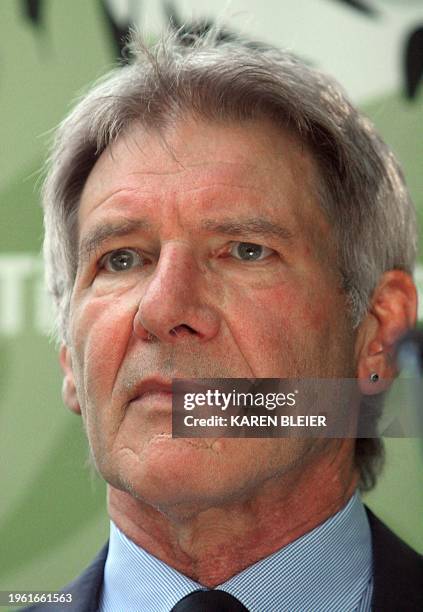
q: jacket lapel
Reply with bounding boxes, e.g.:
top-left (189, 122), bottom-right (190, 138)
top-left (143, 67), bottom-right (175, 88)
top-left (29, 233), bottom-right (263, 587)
top-left (366, 507), bottom-right (422, 611)
top-left (64, 542), bottom-right (109, 612)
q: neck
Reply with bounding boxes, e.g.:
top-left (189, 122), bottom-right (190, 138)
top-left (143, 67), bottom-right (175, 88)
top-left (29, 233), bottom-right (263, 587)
top-left (108, 440), bottom-right (358, 587)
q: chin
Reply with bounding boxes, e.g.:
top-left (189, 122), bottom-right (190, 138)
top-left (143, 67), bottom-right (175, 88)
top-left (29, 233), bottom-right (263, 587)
top-left (104, 437), bottom-right (251, 514)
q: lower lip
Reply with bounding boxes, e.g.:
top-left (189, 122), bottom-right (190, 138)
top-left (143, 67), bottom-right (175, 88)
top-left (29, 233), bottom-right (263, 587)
top-left (130, 391), bottom-right (173, 412)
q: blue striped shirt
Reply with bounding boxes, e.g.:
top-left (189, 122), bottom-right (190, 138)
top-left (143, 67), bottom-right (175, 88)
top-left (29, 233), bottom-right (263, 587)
top-left (99, 491), bottom-right (373, 612)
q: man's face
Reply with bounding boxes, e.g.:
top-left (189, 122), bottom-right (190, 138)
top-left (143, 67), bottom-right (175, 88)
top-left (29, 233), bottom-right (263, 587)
top-left (65, 117), bottom-right (356, 514)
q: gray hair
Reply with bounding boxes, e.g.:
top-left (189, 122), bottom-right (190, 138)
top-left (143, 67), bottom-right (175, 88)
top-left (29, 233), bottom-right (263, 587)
top-left (42, 27), bottom-right (417, 489)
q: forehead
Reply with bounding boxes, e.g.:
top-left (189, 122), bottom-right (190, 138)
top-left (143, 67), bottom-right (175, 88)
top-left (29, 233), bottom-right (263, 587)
top-left (79, 117), bottom-right (329, 239)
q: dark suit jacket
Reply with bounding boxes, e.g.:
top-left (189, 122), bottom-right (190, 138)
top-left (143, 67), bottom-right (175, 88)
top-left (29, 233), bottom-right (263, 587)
top-left (23, 508), bottom-right (422, 612)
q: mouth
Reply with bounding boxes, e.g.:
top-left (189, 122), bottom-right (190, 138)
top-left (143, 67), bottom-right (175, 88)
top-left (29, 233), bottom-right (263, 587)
top-left (129, 377), bottom-right (173, 413)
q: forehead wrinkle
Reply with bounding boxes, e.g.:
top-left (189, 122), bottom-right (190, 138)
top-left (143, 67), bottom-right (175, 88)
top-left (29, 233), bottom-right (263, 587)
top-left (80, 186), bottom-right (141, 219)
top-left (127, 162), bottom-right (269, 186)
top-left (122, 179), bottom-right (264, 195)
top-left (128, 169), bottom-right (186, 177)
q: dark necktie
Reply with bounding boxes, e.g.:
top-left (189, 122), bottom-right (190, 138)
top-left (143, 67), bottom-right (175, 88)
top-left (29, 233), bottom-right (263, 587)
top-left (171, 589), bottom-right (250, 611)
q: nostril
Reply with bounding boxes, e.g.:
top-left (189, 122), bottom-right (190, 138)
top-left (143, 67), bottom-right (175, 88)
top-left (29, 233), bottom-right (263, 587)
top-left (170, 324), bottom-right (196, 337)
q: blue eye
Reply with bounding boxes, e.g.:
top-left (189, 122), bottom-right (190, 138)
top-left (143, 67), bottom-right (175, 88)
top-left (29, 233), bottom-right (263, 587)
top-left (100, 249), bottom-right (143, 272)
top-left (230, 242), bottom-right (274, 261)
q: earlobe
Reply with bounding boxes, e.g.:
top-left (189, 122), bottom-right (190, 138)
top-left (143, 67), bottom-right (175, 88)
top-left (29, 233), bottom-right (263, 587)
top-left (356, 270), bottom-right (417, 395)
top-left (59, 345), bottom-right (81, 415)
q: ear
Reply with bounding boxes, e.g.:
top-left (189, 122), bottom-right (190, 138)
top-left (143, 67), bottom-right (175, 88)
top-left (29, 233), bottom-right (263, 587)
top-left (355, 270), bottom-right (418, 395)
top-left (59, 345), bottom-right (81, 415)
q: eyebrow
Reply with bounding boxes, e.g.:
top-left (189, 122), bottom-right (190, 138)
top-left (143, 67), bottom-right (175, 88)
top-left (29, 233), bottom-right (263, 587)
top-left (79, 218), bottom-right (151, 261)
top-left (201, 218), bottom-right (295, 242)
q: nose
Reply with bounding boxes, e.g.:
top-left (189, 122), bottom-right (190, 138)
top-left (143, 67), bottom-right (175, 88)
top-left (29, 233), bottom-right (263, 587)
top-left (133, 242), bottom-right (220, 343)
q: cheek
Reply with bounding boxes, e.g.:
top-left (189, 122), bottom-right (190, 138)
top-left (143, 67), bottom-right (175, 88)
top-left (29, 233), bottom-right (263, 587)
top-left (225, 280), bottom-right (314, 338)
top-left (70, 289), bottom-right (139, 402)
top-left (223, 279), bottom-right (348, 375)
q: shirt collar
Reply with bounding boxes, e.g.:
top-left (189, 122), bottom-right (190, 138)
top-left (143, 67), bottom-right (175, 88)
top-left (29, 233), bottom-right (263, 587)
top-left (99, 490), bottom-right (372, 612)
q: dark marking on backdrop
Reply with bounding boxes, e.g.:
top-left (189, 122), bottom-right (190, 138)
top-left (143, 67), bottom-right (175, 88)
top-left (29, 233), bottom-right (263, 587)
top-left (329, 0), bottom-right (378, 17)
top-left (99, 0), bottom-right (133, 63)
top-left (405, 27), bottom-right (423, 99)
top-left (21, 0), bottom-right (44, 26)
top-left (15, 0), bottom-right (423, 101)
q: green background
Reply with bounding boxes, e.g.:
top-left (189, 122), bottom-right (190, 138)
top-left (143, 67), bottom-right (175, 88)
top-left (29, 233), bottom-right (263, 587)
top-left (0, 0), bottom-right (422, 594)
